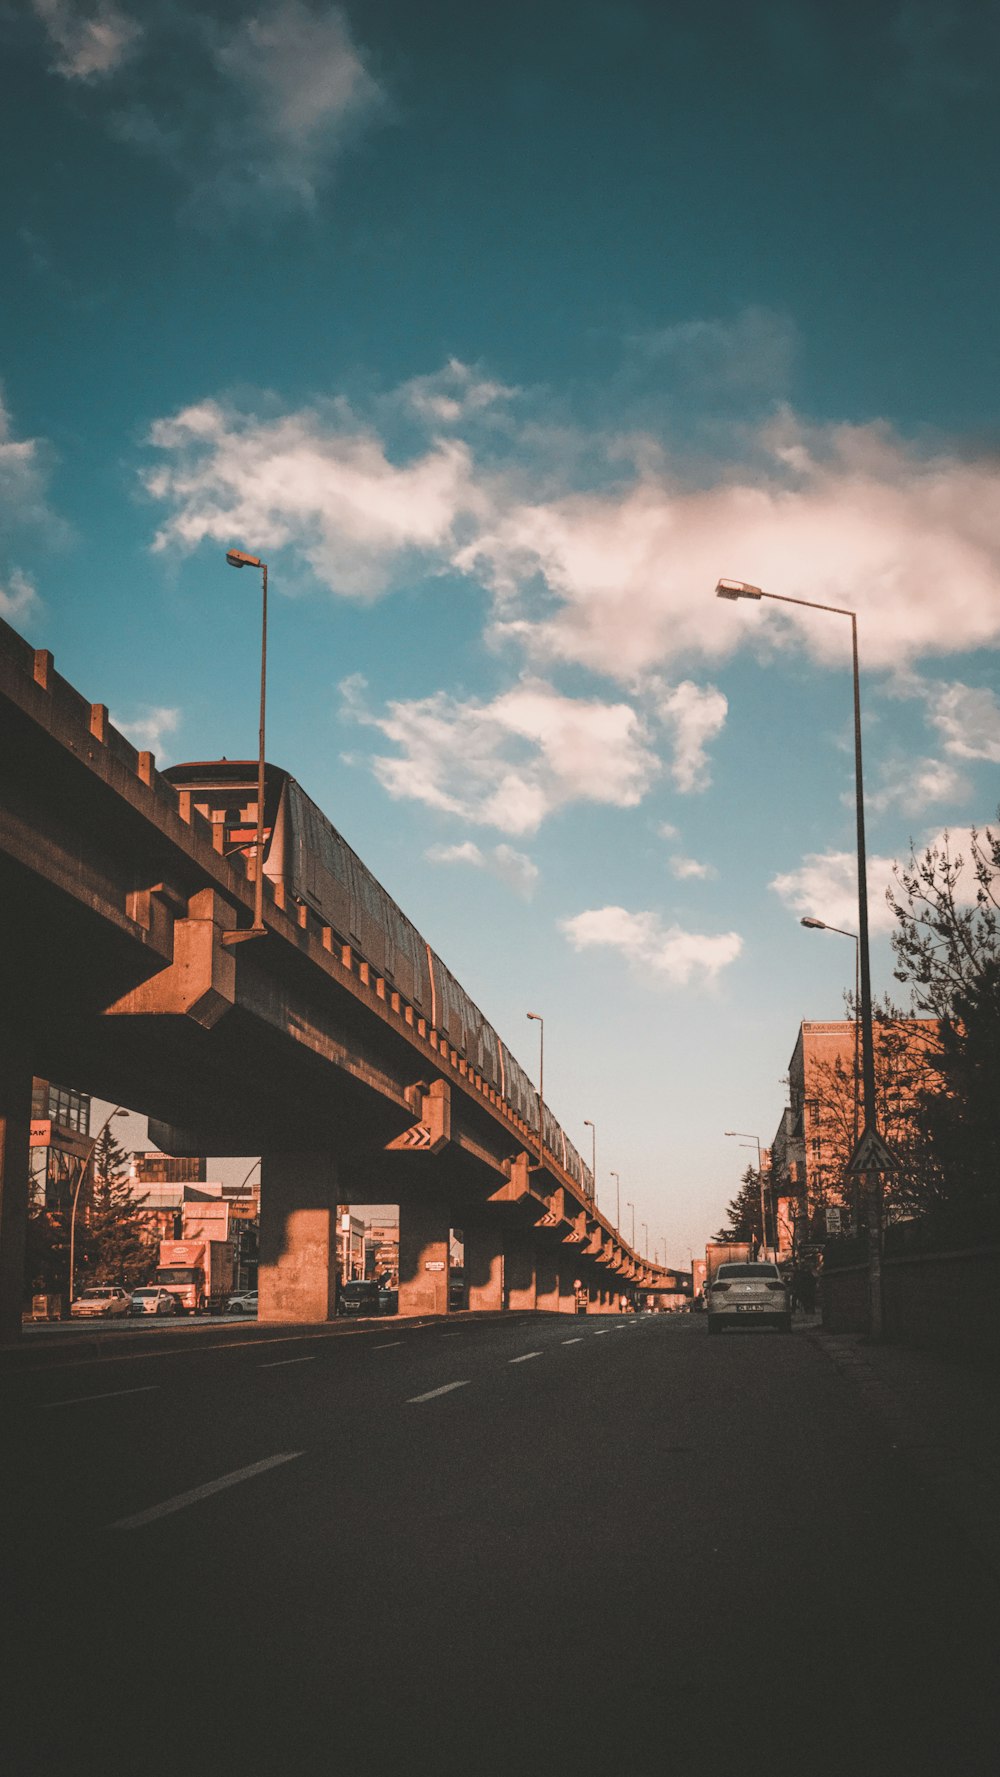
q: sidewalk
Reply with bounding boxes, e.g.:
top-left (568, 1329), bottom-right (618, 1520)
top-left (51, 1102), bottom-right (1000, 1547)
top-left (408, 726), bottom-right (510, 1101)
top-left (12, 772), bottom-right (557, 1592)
top-left (807, 1321), bottom-right (1000, 1580)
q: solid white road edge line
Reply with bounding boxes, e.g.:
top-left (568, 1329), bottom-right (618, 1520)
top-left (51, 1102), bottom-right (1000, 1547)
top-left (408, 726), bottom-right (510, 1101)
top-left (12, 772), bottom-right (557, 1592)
top-left (508, 1352), bottom-right (542, 1364)
top-left (41, 1385), bottom-right (159, 1408)
top-left (110, 1452), bottom-right (304, 1530)
top-left (407, 1381), bottom-right (470, 1403)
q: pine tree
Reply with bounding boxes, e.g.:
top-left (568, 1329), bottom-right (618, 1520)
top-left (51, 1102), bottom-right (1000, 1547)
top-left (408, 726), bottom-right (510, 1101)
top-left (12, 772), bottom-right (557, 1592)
top-left (79, 1128), bottom-right (156, 1291)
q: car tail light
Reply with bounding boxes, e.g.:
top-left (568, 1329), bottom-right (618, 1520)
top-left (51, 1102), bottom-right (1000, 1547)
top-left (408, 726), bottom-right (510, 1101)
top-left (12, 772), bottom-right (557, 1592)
top-left (711, 1282), bottom-right (731, 1293)
top-left (766, 1281), bottom-right (785, 1293)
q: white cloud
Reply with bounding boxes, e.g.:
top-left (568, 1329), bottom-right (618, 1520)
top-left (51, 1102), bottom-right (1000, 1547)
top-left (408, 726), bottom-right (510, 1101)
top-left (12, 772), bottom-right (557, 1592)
top-left (203, 0), bottom-right (380, 209)
top-left (44, 3), bottom-right (383, 217)
top-left (771, 824), bottom-right (988, 936)
top-left (560, 905), bottom-right (742, 988)
top-left (425, 840), bottom-right (539, 899)
top-left (924, 680), bottom-right (1000, 763)
top-left (770, 848), bottom-right (900, 935)
top-left (146, 363), bottom-right (1000, 683)
top-left (669, 855), bottom-right (717, 881)
top-left (344, 676), bottom-right (660, 835)
top-left (627, 307), bottom-right (799, 397)
top-left (866, 753), bottom-right (968, 814)
top-left (144, 397), bottom-right (481, 598)
top-left (110, 704), bottom-right (181, 760)
top-left (461, 409), bottom-right (1000, 678)
top-left (0, 570), bottom-right (41, 623)
top-left (651, 679), bottom-right (727, 792)
top-left (399, 359), bottom-right (519, 427)
top-left (656, 821), bottom-right (679, 839)
top-left (0, 392), bottom-right (50, 526)
top-left (32, 0), bottom-right (140, 80)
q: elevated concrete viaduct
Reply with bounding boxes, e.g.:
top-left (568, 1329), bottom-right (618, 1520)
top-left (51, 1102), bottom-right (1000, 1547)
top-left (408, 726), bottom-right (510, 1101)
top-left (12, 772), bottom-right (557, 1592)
top-left (0, 615), bottom-right (670, 1338)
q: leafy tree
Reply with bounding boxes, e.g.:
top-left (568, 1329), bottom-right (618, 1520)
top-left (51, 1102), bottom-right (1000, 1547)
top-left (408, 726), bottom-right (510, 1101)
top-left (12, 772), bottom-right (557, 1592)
top-left (886, 817), bottom-right (1000, 1238)
top-left (806, 994), bottom-right (939, 1229)
top-left (888, 819), bottom-right (999, 1016)
top-left (79, 1128), bottom-right (155, 1291)
top-left (715, 1167), bottom-right (764, 1246)
top-left (24, 1203), bottom-right (69, 1295)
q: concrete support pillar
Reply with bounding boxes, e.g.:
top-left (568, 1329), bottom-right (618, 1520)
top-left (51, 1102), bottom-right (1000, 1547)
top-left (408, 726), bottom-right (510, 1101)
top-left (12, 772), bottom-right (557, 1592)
top-left (0, 1041), bottom-right (31, 1342)
top-left (504, 1229), bottom-right (536, 1311)
top-left (398, 1194), bottom-right (450, 1317)
top-left (558, 1261), bottom-right (577, 1315)
top-left (535, 1249), bottom-right (560, 1313)
top-left (258, 1151), bottom-right (339, 1323)
top-left (464, 1220), bottom-right (504, 1313)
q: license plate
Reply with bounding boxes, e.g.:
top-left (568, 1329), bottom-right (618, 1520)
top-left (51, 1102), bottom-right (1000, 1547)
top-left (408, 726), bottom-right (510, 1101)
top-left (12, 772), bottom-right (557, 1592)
top-left (736, 1304), bottom-right (766, 1312)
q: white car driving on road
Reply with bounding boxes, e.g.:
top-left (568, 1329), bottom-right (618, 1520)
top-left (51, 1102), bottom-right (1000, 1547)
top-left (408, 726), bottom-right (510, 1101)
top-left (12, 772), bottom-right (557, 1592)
top-left (70, 1286), bottom-right (132, 1318)
top-left (706, 1262), bottom-right (791, 1334)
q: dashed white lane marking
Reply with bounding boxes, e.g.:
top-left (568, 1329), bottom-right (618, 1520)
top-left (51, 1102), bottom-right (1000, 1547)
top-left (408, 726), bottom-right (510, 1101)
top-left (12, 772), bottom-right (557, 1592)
top-left (373, 1341), bottom-right (404, 1350)
top-left (508, 1351), bottom-right (542, 1364)
top-left (594, 1329), bottom-right (612, 1336)
top-left (561, 1338), bottom-right (584, 1345)
top-left (441, 1332), bottom-right (463, 1338)
top-left (259, 1356), bottom-right (316, 1369)
top-left (110, 1453), bottom-right (303, 1530)
top-left (408, 1381), bottom-right (470, 1403)
top-left (41, 1385), bottom-right (159, 1408)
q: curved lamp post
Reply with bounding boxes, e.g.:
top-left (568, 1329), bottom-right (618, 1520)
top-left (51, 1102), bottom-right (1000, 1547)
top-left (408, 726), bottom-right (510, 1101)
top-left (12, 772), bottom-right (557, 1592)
top-left (224, 548), bottom-right (269, 943)
top-left (527, 1012), bottom-right (544, 1170)
top-left (68, 1106), bottom-right (129, 1308)
top-left (583, 1118), bottom-right (596, 1206)
top-left (716, 577), bottom-right (886, 1335)
top-left (724, 1129), bottom-right (770, 1260)
top-left (801, 915), bottom-right (861, 1156)
top-left (610, 1169), bottom-right (621, 1232)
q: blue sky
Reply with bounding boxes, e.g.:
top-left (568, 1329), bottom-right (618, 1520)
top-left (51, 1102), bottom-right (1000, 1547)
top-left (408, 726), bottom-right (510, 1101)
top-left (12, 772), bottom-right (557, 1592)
top-left (4, 0), bottom-right (1000, 1262)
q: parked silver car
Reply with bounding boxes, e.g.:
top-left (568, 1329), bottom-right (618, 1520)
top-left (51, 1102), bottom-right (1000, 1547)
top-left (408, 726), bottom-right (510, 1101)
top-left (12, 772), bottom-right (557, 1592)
top-left (226, 1290), bottom-right (258, 1315)
top-left (70, 1286), bottom-right (132, 1319)
top-left (130, 1287), bottom-right (178, 1316)
top-left (706, 1262), bottom-right (791, 1334)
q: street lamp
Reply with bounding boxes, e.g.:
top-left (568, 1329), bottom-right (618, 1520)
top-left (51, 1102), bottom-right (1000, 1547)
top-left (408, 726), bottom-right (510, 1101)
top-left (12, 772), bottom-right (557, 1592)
top-left (583, 1119), bottom-right (596, 1206)
top-left (610, 1170), bottom-right (621, 1231)
top-left (224, 548), bottom-right (269, 943)
top-left (716, 576), bottom-right (885, 1334)
top-left (627, 1200), bottom-right (635, 1249)
top-left (801, 915), bottom-right (861, 1157)
top-left (641, 1221), bottom-right (648, 1257)
top-left (526, 1012), bottom-right (544, 1171)
top-left (68, 1107), bottom-right (129, 1309)
top-left (724, 1130), bottom-right (770, 1260)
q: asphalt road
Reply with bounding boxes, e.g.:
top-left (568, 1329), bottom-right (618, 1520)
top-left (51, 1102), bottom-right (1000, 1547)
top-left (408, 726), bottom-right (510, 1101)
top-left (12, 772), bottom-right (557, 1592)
top-left (4, 1314), bottom-right (998, 1776)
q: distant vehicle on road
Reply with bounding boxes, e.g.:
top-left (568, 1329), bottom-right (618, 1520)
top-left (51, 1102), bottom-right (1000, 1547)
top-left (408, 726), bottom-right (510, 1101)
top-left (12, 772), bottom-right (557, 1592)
top-left (156, 1237), bottom-right (235, 1314)
top-left (226, 1290), bottom-right (259, 1315)
top-left (706, 1262), bottom-right (791, 1335)
top-left (338, 1279), bottom-right (380, 1316)
top-left (71, 1286), bottom-right (132, 1319)
top-left (130, 1287), bottom-right (178, 1316)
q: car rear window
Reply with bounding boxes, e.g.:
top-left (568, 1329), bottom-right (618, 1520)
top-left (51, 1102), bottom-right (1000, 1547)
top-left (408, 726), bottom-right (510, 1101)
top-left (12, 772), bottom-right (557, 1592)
top-left (715, 1265), bottom-right (780, 1280)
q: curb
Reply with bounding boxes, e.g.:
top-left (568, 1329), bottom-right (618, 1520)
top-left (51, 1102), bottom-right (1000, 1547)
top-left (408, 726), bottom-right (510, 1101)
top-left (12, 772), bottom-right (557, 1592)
top-left (0, 1309), bottom-right (526, 1370)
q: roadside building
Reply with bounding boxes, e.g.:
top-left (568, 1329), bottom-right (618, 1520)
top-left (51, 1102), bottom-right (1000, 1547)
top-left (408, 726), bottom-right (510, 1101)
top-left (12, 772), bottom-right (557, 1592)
top-left (29, 1079), bottom-right (92, 1210)
top-left (770, 1018), bottom-right (939, 1249)
top-left (338, 1209), bottom-right (366, 1281)
top-left (366, 1217), bottom-right (399, 1283)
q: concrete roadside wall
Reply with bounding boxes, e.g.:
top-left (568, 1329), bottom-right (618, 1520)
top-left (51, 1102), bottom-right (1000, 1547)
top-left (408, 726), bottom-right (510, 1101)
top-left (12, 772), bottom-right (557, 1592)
top-left (823, 1243), bottom-right (1000, 1356)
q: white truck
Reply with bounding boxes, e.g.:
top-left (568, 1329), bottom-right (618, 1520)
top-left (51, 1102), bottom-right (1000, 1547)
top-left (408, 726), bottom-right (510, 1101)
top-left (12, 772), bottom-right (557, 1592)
top-left (156, 1238), bottom-right (235, 1314)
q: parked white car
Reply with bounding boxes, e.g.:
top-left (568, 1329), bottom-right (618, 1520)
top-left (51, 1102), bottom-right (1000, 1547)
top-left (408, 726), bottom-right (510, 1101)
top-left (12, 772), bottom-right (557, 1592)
top-left (226, 1291), bottom-right (258, 1315)
top-left (130, 1287), bottom-right (178, 1316)
top-left (70, 1286), bottom-right (132, 1319)
top-left (706, 1262), bottom-right (791, 1335)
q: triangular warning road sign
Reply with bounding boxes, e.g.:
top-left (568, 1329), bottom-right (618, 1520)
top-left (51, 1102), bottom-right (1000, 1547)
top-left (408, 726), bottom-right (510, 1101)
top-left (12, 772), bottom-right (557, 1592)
top-left (846, 1126), bottom-right (901, 1174)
